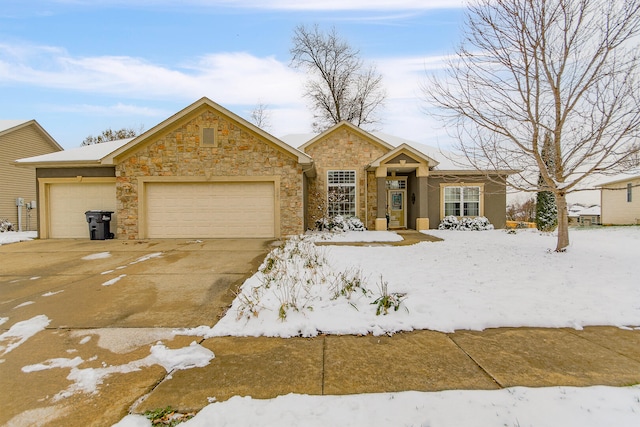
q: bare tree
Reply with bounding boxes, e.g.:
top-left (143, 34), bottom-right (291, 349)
top-left (250, 101), bottom-right (272, 130)
top-left (425, 0), bottom-right (640, 251)
top-left (290, 24), bottom-right (386, 132)
top-left (507, 197), bottom-right (536, 222)
top-left (82, 126), bottom-right (141, 146)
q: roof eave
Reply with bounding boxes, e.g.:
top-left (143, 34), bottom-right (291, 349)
top-left (14, 160), bottom-right (107, 168)
top-left (429, 169), bottom-right (519, 176)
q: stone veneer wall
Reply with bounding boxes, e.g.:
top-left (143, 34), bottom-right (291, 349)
top-left (302, 128), bottom-right (388, 230)
top-left (115, 109), bottom-right (304, 239)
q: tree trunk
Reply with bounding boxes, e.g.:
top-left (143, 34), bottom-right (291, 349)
top-left (555, 193), bottom-right (569, 252)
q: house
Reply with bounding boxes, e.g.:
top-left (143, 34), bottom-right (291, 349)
top-left (568, 204), bottom-right (586, 225)
top-left (599, 172), bottom-right (640, 225)
top-left (16, 98), bottom-right (513, 239)
top-left (577, 205), bottom-right (601, 226)
top-left (0, 120), bottom-right (63, 231)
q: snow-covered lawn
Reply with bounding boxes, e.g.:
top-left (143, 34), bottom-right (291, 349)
top-left (205, 227), bottom-right (640, 337)
top-left (111, 227), bottom-right (640, 427)
top-left (0, 231), bottom-right (36, 245)
top-left (117, 385), bottom-right (640, 427)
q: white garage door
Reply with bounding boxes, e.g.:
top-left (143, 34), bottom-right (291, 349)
top-left (145, 182), bottom-right (275, 238)
top-left (48, 182), bottom-right (116, 238)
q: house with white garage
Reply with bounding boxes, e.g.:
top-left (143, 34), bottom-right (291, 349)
top-left (599, 171), bottom-right (640, 225)
top-left (16, 97), bottom-right (513, 239)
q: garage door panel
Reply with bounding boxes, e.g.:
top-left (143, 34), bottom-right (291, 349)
top-left (49, 183), bottom-right (116, 238)
top-left (145, 182), bottom-right (275, 238)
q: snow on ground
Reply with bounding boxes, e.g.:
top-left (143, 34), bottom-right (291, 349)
top-left (0, 231), bottom-right (37, 245)
top-left (206, 227), bottom-right (640, 337)
top-left (115, 385), bottom-right (640, 427)
top-left (82, 251), bottom-right (112, 260)
top-left (311, 230), bottom-right (404, 243)
top-left (0, 315), bottom-right (50, 360)
top-left (21, 341), bottom-right (214, 401)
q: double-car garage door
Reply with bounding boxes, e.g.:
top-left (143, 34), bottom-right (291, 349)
top-left (46, 181), bottom-right (275, 238)
top-left (145, 182), bottom-right (275, 238)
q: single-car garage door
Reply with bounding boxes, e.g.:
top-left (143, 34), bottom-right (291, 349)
top-left (145, 182), bottom-right (275, 238)
top-left (48, 182), bottom-right (116, 238)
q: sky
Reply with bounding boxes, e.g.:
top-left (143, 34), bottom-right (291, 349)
top-left (0, 0), bottom-right (467, 150)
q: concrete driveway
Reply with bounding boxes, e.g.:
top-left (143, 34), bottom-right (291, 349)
top-left (0, 238), bottom-right (274, 426)
top-left (3, 235), bottom-right (640, 426)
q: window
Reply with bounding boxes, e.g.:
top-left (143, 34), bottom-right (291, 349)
top-left (628, 183), bottom-right (633, 203)
top-left (386, 179), bottom-right (406, 190)
top-left (444, 186), bottom-right (480, 217)
top-left (327, 170), bottom-right (356, 217)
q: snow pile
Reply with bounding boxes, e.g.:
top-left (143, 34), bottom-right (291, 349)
top-left (310, 230), bottom-right (403, 243)
top-left (102, 274), bottom-right (126, 286)
top-left (22, 342), bottom-right (214, 400)
top-left (0, 231), bottom-right (37, 245)
top-left (82, 252), bottom-right (112, 260)
top-left (115, 385), bottom-right (640, 427)
top-left (208, 227), bottom-right (640, 337)
top-left (0, 315), bottom-right (50, 359)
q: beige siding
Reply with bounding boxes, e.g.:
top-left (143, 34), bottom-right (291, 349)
top-left (0, 124), bottom-right (60, 230)
top-left (601, 177), bottom-right (640, 225)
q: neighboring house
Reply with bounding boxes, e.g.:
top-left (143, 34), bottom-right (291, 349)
top-left (568, 204), bottom-right (586, 225)
top-left (577, 205), bottom-right (601, 226)
top-left (16, 98), bottom-right (513, 239)
top-left (599, 172), bottom-right (640, 225)
top-left (0, 120), bottom-right (63, 231)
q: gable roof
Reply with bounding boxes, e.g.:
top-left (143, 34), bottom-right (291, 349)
top-left (598, 169), bottom-right (640, 187)
top-left (297, 121), bottom-right (395, 153)
top-left (368, 143), bottom-right (440, 168)
top-left (15, 98), bottom-right (312, 168)
top-left (281, 128), bottom-right (469, 170)
top-left (106, 97), bottom-right (312, 165)
top-left (0, 119), bottom-right (63, 152)
top-left (579, 206), bottom-right (601, 216)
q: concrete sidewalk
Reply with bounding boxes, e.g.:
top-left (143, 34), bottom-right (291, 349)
top-left (135, 326), bottom-right (640, 414)
top-left (1, 234), bottom-right (640, 426)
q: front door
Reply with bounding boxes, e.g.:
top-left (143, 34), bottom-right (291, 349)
top-left (388, 190), bottom-right (406, 228)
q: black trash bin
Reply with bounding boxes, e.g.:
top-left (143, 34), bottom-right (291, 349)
top-left (85, 210), bottom-right (115, 240)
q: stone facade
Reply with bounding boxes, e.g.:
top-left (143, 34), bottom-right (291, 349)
top-left (115, 107), bottom-right (304, 239)
top-left (302, 127), bottom-right (388, 230)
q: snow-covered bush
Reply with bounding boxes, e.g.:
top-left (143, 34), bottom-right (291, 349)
top-left (0, 219), bottom-right (14, 232)
top-left (234, 234), bottom-right (404, 323)
top-left (438, 215), bottom-right (460, 230)
top-left (438, 216), bottom-right (494, 231)
top-left (315, 215), bottom-right (365, 232)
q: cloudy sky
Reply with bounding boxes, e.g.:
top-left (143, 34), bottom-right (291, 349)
top-left (0, 0), bottom-right (467, 149)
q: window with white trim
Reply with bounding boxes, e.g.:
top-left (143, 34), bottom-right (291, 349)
top-left (327, 170), bottom-right (356, 217)
top-left (627, 183), bottom-right (633, 203)
top-left (444, 186), bottom-right (480, 216)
